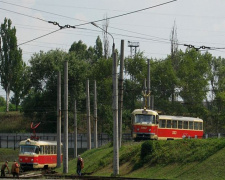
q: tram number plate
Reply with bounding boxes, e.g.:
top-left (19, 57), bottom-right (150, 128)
top-left (172, 131), bottom-right (177, 135)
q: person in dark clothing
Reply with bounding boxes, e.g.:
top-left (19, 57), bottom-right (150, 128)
top-left (11, 160), bottom-right (20, 178)
top-left (77, 155), bottom-right (82, 176)
top-left (1, 161), bottom-right (9, 177)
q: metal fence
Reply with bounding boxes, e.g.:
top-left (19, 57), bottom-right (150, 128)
top-left (0, 133), bottom-right (132, 149)
top-left (1, 133), bottom-right (223, 149)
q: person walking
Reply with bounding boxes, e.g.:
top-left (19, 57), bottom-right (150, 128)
top-left (1, 161), bottom-right (9, 177)
top-left (11, 160), bottom-right (20, 178)
top-left (76, 155), bottom-right (84, 176)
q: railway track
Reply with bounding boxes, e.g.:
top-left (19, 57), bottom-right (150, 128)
top-left (0, 170), bottom-right (160, 179)
top-left (0, 171), bottom-right (43, 179)
top-left (44, 174), bottom-right (160, 180)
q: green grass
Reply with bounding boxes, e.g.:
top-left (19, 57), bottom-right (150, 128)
top-left (0, 111), bottom-right (30, 133)
top-left (55, 138), bottom-right (225, 179)
top-left (2, 138), bottom-right (225, 179)
top-left (0, 148), bottom-right (19, 164)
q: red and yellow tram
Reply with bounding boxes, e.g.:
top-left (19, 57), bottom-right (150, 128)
top-left (132, 108), bottom-right (204, 140)
top-left (19, 138), bottom-right (62, 170)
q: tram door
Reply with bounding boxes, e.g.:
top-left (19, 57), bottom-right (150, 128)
top-left (152, 115), bottom-right (159, 139)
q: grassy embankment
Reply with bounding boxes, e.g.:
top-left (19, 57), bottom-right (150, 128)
top-left (56, 138), bottom-right (225, 180)
top-left (0, 148), bottom-right (19, 170)
top-left (0, 111), bottom-right (30, 133)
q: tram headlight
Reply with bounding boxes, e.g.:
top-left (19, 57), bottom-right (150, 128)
top-left (137, 128), bottom-right (139, 131)
top-left (31, 159), bottom-right (33, 162)
top-left (148, 129), bottom-right (151, 132)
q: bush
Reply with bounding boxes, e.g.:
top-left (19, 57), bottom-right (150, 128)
top-left (141, 140), bottom-right (154, 160)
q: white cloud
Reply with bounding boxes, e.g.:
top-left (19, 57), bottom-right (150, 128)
top-left (213, 20), bottom-right (225, 32)
top-left (74, 13), bottom-right (87, 23)
top-left (21, 0), bottom-right (36, 7)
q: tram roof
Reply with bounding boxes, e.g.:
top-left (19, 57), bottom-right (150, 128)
top-left (19, 138), bottom-right (61, 146)
top-left (159, 115), bottom-right (203, 122)
top-left (132, 109), bottom-right (158, 115)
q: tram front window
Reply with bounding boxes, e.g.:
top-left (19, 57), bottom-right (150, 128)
top-left (135, 115), bottom-right (155, 124)
top-left (20, 145), bottom-right (39, 154)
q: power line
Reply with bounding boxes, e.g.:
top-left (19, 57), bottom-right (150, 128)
top-left (18, 28), bottom-right (63, 46)
top-left (109, 26), bottom-right (170, 42)
top-left (0, 7), bottom-right (47, 23)
top-left (14, 22), bottom-right (225, 49)
top-left (0, 0), bottom-right (85, 23)
top-left (75, 0), bottom-right (178, 26)
top-left (9, 0), bottom-right (177, 46)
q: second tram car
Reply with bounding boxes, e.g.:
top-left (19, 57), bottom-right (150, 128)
top-left (19, 138), bottom-right (62, 170)
top-left (132, 108), bottom-right (204, 140)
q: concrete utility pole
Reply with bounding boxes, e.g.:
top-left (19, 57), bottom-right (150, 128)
top-left (94, 80), bottom-right (98, 148)
top-left (86, 79), bottom-right (91, 150)
top-left (63, 61), bottom-right (68, 173)
top-left (91, 21), bottom-right (119, 175)
top-left (113, 51), bottom-right (119, 175)
top-left (151, 95), bottom-right (154, 110)
top-left (74, 100), bottom-right (77, 158)
top-left (143, 78), bottom-right (146, 108)
top-left (57, 71), bottom-right (61, 168)
top-left (118, 40), bottom-right (124, 148)
top-left (147, 59), bottom-right (151, 109)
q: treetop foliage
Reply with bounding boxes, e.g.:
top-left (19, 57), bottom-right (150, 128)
top-left (1, 18), bottom-right (225, 134)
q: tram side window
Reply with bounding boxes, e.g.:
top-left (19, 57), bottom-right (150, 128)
top-left (152, 116), bottom-right (156, 124)
top-left (40, 146), bottom-right (44, 154)
top-left (194, 122), bottom-right (203, 130)
top-left (189, 122), bottom-right (193, 130)
top-left (45, 146), bottom-right (50, 154)
top-left (53, 145), bottom-right (56, 154)
top-left (172, 120), bottom-right (177, 128)
top-left (183, 121), bottom-right (188, 129)
top-left (167, 120), bottom-right (172, 128)
top-left (178, 121), bottom-right (182, 129)
top-left (35, 147), bottom-right (39, 154)
top-left (159, 120), bottom-right (166, 128)
top-left (51, 145), bottom-right (55, 154)
top-left (194, 122), bottom-right (199, 130)
top-left (199, 122), bottom-right (203, 130)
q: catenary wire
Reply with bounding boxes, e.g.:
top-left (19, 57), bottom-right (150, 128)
top-left (0, 0), bottom-right (86, 23)
top-left (75, 0), bottom-right (178, 26)
top-left (6, 0), bottom-right (177, 46)
top-left (18, 28), bottom-right (63, 46)
top-left (0, 7), bottom-right (47, 22)
top-left (3, 0), bottom-right (224, 52)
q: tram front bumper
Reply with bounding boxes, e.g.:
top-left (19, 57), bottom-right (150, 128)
top-left (133, 132), bottom-right (157, 140)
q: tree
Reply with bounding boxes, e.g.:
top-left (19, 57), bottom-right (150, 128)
top-left (148, 58), bottom-right (185, 114)
top-left (94, 36), bottom-right (103, 60)
top-left (11, 62), bottom-right (30, 110)
top-left (123, 52), bottom-right (147, 111)
top-left (69, 40), bottom-right (87, 60)
top-left (177, 48), bottom-right (209, 115)
top-left (0, 18), bottom-right (23, 111)
top-left (89, 57), bottom-right (113, 134)
top-left (0, 96), bottom-right (6, 106)
top-left (22, 49), bottom-right (91, 132)
top-left (124, 52), bottom-right (147, 83)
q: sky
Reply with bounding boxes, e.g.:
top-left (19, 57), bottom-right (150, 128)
top-left (0, 0), bottom-right (225, 98)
